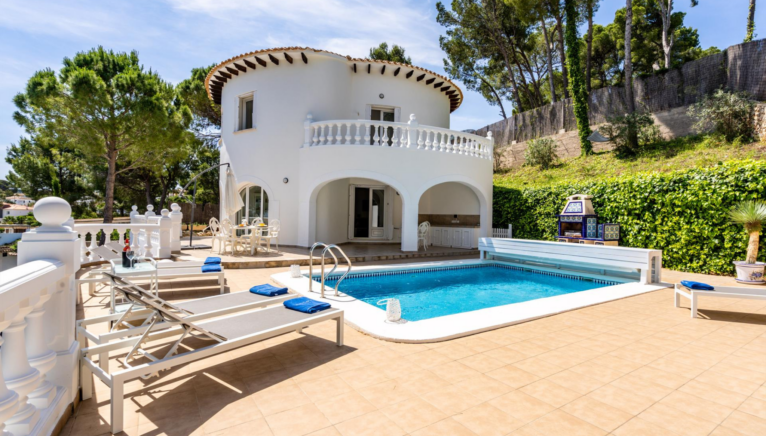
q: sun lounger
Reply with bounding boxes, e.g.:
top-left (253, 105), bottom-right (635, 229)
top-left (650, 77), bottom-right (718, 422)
top-left (80, 279), bottom-right (343, 434)
top-left (674, 282), bottom-right (766, 318)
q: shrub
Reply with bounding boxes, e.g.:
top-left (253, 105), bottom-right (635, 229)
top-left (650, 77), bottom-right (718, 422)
top-left (524, 138), bottom-right (558, 169)
top-left (493, 160), bottom-right (766, 275)
top-left (688, 89), bottom-right (755, 141)
top-left (601, 112), bottom-right (662, 157)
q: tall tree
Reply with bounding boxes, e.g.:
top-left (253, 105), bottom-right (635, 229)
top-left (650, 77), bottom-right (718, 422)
top-left (177, 65), bottom-right (221, 148)
top-left (13, 47), bottom-right (192, 222)
top-left (624, 0), bottom-right (639, 149)
top-left (585, 0), bottom-right (600, 92)
top-left (564, 0), bottom-right (592, 154)
top-left (545, 0), bottom-right (570, 99)
top-left (657, 0), bottom-right (675, 69)
top-left (368, 43), bottom-right (413, 64)
top-left (745, 0), bottom-right (757, 42)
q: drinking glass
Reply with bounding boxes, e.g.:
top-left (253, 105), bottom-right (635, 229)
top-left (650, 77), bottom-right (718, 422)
top-left (126, 250), bottom-right (135, 269)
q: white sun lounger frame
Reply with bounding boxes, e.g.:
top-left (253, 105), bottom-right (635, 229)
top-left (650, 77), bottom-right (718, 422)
top-left (674, 283), bottom-right (766, 318)
top-left (80, 300), bottom-right (344, 434)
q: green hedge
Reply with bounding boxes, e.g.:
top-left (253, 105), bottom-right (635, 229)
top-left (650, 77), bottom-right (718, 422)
top-left (493, 160), bottom-right (766, 275)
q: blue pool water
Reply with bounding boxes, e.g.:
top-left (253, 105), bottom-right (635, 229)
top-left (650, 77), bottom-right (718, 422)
top-left (322, 265), bottom-right (617, 321)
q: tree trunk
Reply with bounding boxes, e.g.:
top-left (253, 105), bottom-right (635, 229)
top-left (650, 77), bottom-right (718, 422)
top-left (658, 0), bottom-right (674, 69)
top-left (747, 230), bottom-right (761, 263)
top-left (144, 177), bottom-right (153, 208)
top-left (625, 0), bottom-right (639, 149)
top-left (541, 18), bottom-right (557, 102)
top-left (554, 13), bottom-right (570, 99)
top-left (745, 0), bottom-right (757, 42)
top-left (103, 148), bottom-right (117, 223)
top-left (586, 2), bottom-right (594, 92)
top-left (482, 77), bottom-right (508, 119)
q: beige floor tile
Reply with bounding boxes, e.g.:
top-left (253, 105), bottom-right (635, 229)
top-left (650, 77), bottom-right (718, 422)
top-left (314, 391), bottom-right (377, 425)
top-left (569, 361), bottom-right (626, 384)
top-left (546, 370), bottom-right (605, 395)
top-left (486, 365), bottom-right (539, 389)
top-left (252, 381), bottom-right (313, 416)
top-left (695, 370), bottom-right (762, 396)
top-left (355, 379), bottom-right (414, 409)
top-left (410, 417), bottom-right (479, 436)
top-left (452, 403), bottom-right (523, 436)
top-left (305, 427), bottom-right (343, 436)
top-left (335, 366), bottom-right (390, 390)
top-left (429, 360), bottom-right (482, 384)
top-left (679, 380), bottom-right (748, 409)
top-left (394, 369), bottom-right (450, 396)
top-left (380, 397), bottom-right (447, 433)
top-left (404, 349), bottom-right (454, 369)
top-left (297, 375), bottom-right (354, 402)
top-left (482, 346), bottom-right (528, 365)
top-left (335, 411), bottom-right (405, 436)
top-left (721, 410), bottom-right (766, 436)
top-left (609, 374), bottom-right (673, 402)
top-left (658, 390), bottom-right (734, 424)
top-left (264, 403), bottom-right (332, 436)
top-left (738, 396), bottom-right (766, 421)
top-left (453, 374), bottom-right (514, 401)
top-left (612, 417), bottom-right (677, 436)
top-left (630, 366), bottom-right (692, 390)
top-left (459, 353), bottom-right (506, 373)
top-left (206, 417), bottom-right (274, 436)
top-left (512, 357), bottom-right (565, 378)
top-left (587, 385), bottom-right (655, 415)
top-left (421, 385), bottom-right (483, 415)
top-left (709, 426), bottom-right (748, 436)
top-left (525, 410), bottom-right (606, 436)
top-left (520, 379), bottom-right (581, 408)
top-left (638, 403), bottom-right (718, 436)
top-left (488, 390), bottom-right (555, 424)
top-left (200, 396), bottom-right (263, 434)
top-left (561, 396), bottom-right (634, 432)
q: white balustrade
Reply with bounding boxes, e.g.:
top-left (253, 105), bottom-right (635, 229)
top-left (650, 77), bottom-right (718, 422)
top-left (0, 197), bottom-right (81, 436)
top-left (303, 113), bottom-right (493, 159)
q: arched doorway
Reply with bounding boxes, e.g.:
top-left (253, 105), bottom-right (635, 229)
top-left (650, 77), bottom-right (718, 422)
top-left (235, 184), bottom-right (269, 224)
top-left (415, 178), bottom-right (490, 250)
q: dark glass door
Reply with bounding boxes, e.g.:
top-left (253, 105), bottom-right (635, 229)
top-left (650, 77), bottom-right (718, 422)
top-left (353, 187), bottom-right (370, 238)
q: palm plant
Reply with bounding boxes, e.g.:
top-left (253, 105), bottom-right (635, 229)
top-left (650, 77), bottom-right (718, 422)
top-left (729, 201), bottom-right (766, 264)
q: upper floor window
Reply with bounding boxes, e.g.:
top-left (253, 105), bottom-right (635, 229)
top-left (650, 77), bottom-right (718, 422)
top-left (239, 94), bottom-right (254, 131)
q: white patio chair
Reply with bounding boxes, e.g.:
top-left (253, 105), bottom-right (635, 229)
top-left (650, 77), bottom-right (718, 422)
top-left (257, 219), bottom-right (280, 253)
top-left (418, 221), bottom-right (430, 251)
top-left (219, 220), bottom-right (242, 255)
top-left (209, 218), bottom-right (225, 252)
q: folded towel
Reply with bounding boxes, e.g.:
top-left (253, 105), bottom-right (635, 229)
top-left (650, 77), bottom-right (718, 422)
top-left (250, 284), bottom-right (288, 297)
top-left (681, 280), bottom-right (715, 291)
top-left (284, 297), bottom-right (331, 314)
top-left (204, 257), bottom-right (221, 265)
top-left (201, 264), bottom-right (222, 273)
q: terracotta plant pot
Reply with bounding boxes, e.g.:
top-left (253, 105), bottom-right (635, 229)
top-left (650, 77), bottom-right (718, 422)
top-left (733, 261), bottom-right (766, 284)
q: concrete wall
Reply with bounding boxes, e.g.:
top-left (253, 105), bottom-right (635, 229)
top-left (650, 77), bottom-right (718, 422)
top-left (315, 179), bottom-right (349, 244)
top-left (418, 182), bottom-right (481, 215)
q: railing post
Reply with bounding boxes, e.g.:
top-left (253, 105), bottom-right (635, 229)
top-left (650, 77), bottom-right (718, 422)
top-left (145, 205), bottom-right (155, 218)
top-left (0, 333), bottom-right (20, 436)
top-left (407, 114), bottom-right (418, 148)
top-left (486, 131), bottom-right (494, 160)
top-left (170, 203), bottom-right (182, 252)
top-left (129, 205), bottom-right (139, 222)
top-left (2, 310), bottom-right (40, 436)
top-left (158, 209), bottom-right (172, 258)
top-left (16, 197), bottom-right (81, 428)
top-left (303, 113), bottom-right (313, 148)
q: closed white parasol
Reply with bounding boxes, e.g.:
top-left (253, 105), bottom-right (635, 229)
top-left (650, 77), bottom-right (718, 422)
top-left (224, 166), bottom-right (245, 216)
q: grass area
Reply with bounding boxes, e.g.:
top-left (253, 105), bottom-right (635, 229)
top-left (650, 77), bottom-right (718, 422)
top-left (494, 134), bottom-right (766, 189)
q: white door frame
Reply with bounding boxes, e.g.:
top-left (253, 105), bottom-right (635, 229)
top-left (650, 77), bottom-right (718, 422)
top-left (348, 184), bottom-right (389, 240)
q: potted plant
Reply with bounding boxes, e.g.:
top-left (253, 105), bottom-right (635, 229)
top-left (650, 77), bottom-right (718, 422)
top-left (730, 200), bottom-right (766, 284)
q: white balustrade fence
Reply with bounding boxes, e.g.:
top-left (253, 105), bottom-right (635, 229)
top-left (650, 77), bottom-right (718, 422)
top-left (492, 225), bottom-right (513, 239)
top-left (0, 197), bottom-right (81, 436)
top-left (302, 114), bottom-right (494, 160)
top-left (73, 204), bottom-right (182, 264)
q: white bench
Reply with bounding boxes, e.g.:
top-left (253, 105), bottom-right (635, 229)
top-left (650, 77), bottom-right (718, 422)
top-left (479, 237), bottom-right (663, 284)
top-left (674, 283), bottom-right (766, 318)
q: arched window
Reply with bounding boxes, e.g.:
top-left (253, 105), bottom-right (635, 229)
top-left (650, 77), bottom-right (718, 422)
top-left (236, 185), bottom-right (269, 224)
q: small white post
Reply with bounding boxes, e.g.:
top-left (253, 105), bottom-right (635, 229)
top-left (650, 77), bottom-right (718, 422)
top-left (145, 205), bottom-right (155, 218)
top-left (486, 131), bottom-right (494, 160)
top-left (169, 203), bottom-right (182, 252)
top-left (129, 205), bottom-right (139, 222)
top-left (157, 209), bottom-right (172, 258)
top-left (303, 113), bottom-right (313, 148)
top-left (509, 224), bottom-right (512, 239)
top-left (407, 114), bottom-right (418, 148)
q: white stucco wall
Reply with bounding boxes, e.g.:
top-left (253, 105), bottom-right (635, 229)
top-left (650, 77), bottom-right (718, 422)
top-left (315, 179), bottom-right (349, 244)
top-left (217, 50), bottom-right (491, 251)
top-left (418, 182), bottom-right (481, 215)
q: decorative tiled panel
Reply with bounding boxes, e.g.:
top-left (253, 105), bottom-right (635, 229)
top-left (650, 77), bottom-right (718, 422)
top-left (586, 217), bottom-right (597, 238)
top-left (564, 201), bottom-right (583, 214)
top-left (560, 215), bottom-right (582, 222)
top-left (603, 224), bottom-right (620, 240)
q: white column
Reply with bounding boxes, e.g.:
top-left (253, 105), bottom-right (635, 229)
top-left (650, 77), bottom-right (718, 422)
top-left (486, 131), bottom-right (494, 160)
top-left (400, 196), bottom-right (418, 252)
top-left (25, 291), bottom-right (57, 410)
top-left (303, 113), bottom-right (313, 148)
top-left (2, 310), bottom-right (41, 436)
top-left (169, 203), bottom-right (182, 252)
top-left (0, 325), bottom-right (20, 436)
top-left (157, 209), bottom-right (172, 258)
top-left (407, 114), bottom-right (418, 148)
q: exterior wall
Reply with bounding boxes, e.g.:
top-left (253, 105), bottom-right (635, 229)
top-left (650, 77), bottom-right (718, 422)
top-left (219, 51), bottom-right (487, 251)
top-left (418, 182), bottom-right (481, 215)
top-left (2, 208), bottom-right (32, 219)
top-left (315, 179), bottom-right (350, 244)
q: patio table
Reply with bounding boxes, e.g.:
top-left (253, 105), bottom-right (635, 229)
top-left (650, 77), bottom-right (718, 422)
top-left (108, 260), bottom-right (158, 314)
top-left (229, 225), bottom-right (272, 255)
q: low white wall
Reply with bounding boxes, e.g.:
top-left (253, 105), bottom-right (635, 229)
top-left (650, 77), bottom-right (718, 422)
top-left (418, 182), bottom-right (480, 215)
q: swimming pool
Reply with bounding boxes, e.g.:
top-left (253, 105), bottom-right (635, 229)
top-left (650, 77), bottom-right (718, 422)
top-left (322, 264), bottom-right (619, 321)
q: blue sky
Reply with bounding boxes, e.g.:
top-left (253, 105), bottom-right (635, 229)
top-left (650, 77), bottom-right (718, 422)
top-left (0, 0), bottom-right (761, 179)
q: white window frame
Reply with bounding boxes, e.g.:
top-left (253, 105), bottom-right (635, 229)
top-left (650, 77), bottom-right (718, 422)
top-left (237, 185), bottom-right (268, 224)
top-left (237, 92), bottom-right (255, 132)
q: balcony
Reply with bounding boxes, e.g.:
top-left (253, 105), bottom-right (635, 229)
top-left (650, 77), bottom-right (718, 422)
top-left (302, 114), bottom-right (494, 160)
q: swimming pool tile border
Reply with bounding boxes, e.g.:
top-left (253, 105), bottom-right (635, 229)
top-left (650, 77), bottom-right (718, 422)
top-left (309, 263), bottom-right (621, 286)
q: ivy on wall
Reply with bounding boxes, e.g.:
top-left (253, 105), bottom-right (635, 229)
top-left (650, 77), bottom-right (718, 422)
top-left (493, 160), bottom-right (766, 275)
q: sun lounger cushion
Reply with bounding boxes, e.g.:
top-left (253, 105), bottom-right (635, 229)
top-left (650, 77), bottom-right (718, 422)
top-left (175, 291), bottom-right (279, 314)
top-left (681, 280), bottom-right (714, 291)
top-left (250, 284), bottom-right (289, 297)
top-left (204, 257), bottom-right (221, 265)
top-left (201, 264), bottom-right (222, 273)
top-left (284, 297), bottom-right (331, 314)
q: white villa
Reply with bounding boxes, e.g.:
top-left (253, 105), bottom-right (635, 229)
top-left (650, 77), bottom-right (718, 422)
top-left (206, 47), bottom-right (494, 252)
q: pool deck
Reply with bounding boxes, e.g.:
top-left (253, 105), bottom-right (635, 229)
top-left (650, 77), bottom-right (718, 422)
top-left (69, 257), bottom-right (766, 436)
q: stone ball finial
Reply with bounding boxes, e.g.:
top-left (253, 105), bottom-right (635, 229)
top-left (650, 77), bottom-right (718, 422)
top-left (33, 197), bottom-right (71, 231)
top-left (306, 113), bottom-right (313, 120)
top-left (147, 205), bottom-right (154, 212)
top-left (171, 203), bottom-right (180, 212)
top-left (161, 209), bottom-right (170, 217)
top-left (409, 114), bottom-right (416, 121)
top-left (131, 205), bottom-right (138, 212)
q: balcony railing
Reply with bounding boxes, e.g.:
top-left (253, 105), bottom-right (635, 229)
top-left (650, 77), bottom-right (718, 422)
top-left (302, 114), bottom-right (494, 160)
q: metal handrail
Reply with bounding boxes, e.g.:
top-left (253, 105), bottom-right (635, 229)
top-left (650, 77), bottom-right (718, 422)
top-left (308, 242), bottom-right (330, 293)
top-left (320, 244), bottom-right (352, 298)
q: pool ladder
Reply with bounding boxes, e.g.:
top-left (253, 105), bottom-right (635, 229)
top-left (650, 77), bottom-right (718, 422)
top-left (309, 242), bottom-right (352, 298)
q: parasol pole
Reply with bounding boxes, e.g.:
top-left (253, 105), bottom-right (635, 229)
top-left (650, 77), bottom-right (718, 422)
top-left (179, 162), bottom-right (230, 249)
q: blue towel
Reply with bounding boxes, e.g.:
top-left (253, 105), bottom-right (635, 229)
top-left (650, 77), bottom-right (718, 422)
top-left (250, 284), bottom-right (288, 297)
top-left (201, 264), bottom-right (222, 273)
top-left (284, 297), bottom-right (331, 314)
top-left (204, 257), bottom-right (221, 265)
top-left (681, 280), bottom-right (715, 291)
